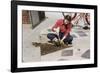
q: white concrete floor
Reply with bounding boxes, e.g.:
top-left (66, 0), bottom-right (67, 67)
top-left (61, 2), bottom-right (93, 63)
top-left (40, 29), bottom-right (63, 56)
top-left (22, 12), bottom-right (90, 62)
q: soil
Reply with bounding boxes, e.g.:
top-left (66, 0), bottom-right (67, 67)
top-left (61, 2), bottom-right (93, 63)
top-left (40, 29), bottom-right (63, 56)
top-left (32, 42), bottom-right (72, 55)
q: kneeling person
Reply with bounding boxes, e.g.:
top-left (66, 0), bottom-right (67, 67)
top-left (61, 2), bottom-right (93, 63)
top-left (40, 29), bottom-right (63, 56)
top-left (47, 15), bottom-right (73, 45)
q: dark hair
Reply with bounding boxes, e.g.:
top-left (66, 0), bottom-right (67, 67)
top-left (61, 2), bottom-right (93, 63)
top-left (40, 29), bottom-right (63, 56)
top-left (64, 15), bottom-right (72, 22)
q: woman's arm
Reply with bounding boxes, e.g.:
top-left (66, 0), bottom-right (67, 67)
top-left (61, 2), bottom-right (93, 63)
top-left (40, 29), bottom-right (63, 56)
top-left (52, 19), bottom-right (63, 32)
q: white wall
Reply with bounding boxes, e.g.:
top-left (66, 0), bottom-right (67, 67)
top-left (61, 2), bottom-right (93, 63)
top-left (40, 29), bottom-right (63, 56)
top-left (0, 0), bottom-right (99, 73)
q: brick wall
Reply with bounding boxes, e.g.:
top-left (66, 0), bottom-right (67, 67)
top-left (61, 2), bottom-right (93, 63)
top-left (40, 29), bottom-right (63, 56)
top-left (22, 10), bottom-right (30, 24)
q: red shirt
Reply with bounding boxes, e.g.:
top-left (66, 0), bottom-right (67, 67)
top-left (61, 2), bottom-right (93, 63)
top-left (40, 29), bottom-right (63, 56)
top-left (52, 19), bottom-right (72, 36)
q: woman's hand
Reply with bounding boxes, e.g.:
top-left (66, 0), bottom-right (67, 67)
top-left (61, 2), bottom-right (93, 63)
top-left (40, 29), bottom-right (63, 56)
top-left (53, 27), bottom-right (60, 33)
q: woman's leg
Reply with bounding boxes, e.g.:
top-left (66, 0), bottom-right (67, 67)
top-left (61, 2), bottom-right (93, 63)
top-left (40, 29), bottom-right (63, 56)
top-left (64, 34), bottom-right (73, 44)
top-left (47, 33), bottom-right (58, 41)
top-left (59, 32), bottom-right (64, 40)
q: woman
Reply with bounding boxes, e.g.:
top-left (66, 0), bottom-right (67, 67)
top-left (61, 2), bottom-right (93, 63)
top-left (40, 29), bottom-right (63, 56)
top-left (47, 15), bottom-right (73, 45)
